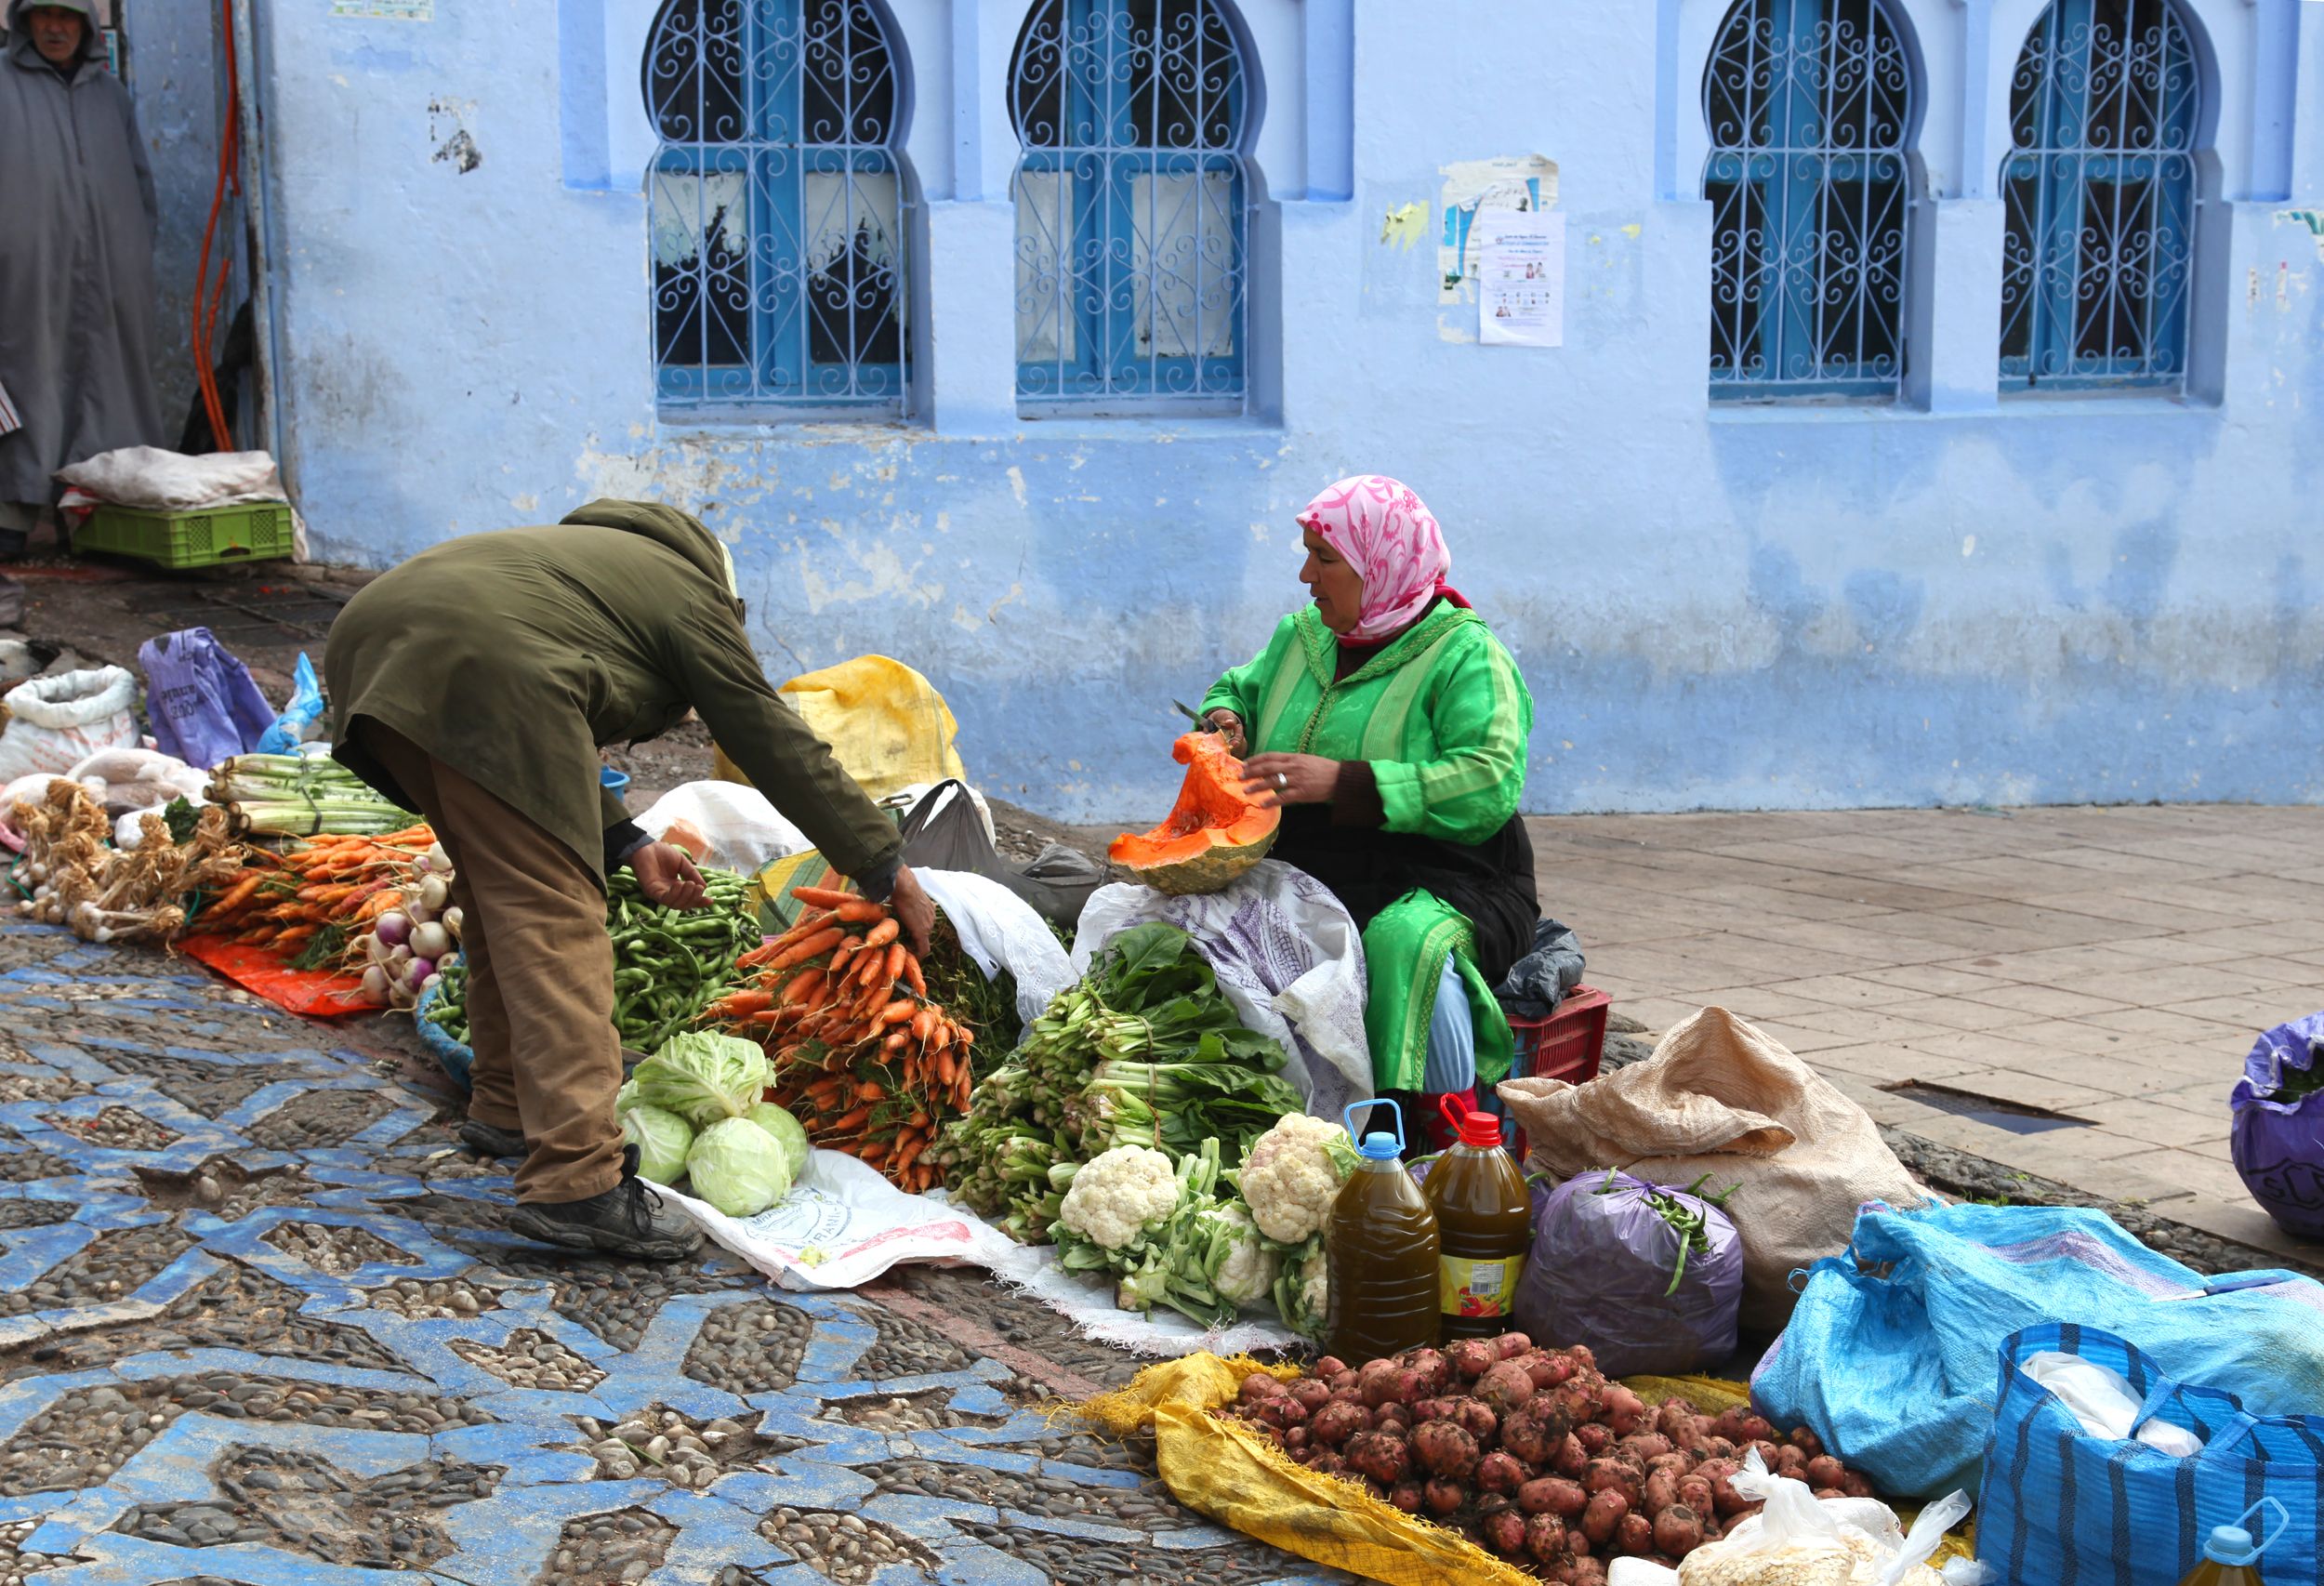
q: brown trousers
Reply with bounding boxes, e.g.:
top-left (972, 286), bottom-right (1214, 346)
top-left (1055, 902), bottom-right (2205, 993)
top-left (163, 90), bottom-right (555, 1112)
top-left (357, 723), bottom-right (625, 1203)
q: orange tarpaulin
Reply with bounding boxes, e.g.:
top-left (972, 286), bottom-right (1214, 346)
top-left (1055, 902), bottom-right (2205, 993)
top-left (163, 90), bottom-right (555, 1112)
top-left (178, 933), bottom-right (384, 1018)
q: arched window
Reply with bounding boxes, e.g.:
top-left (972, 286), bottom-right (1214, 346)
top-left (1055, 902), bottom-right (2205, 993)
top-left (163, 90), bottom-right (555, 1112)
top-left (1009, 0), bottom-right (1254, 415)
top-left (1702, 0), bottom-right (1917, 398)
top-left (644, 0), bottom-right (911, 416)
top-left (1999, 0), bottom-right (2199, 390)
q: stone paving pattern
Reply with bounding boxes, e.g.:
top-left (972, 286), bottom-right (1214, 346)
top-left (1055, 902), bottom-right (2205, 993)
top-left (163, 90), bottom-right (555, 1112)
top-left (0, 918), bottom-right (1352, 1586)
top-left (1539, 804), bottom-right (2324, 1260)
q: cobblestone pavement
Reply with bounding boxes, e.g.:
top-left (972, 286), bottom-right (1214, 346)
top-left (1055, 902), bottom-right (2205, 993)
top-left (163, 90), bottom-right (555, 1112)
top-left (1536, 803), bottom-right (2324, 1261)
top-left (0, 918), bottom-right (1353, 1586)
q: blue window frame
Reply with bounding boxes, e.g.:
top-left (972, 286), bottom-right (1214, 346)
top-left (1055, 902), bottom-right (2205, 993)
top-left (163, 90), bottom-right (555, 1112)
top-left (1702, 0), bottom-right (1917, 399)
top-left (1999, 0), bottom-right (2200, 391)
top-left (1009, 0), bottom-right (1253, 415)
top-left (644, 0), bottom-right (910, 416)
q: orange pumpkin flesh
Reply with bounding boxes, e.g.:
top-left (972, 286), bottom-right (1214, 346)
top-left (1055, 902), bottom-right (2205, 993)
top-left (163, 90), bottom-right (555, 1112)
top-left (1109, 733), bottom-right (1281, 895)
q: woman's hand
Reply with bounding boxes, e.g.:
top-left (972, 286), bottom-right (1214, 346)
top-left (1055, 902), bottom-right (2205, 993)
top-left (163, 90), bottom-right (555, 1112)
top-left (1202, 708), bottom-right (1248, 757)
top-left (886, 863), bottom-right (935, 958)
top-left (629, 841), bottom-right (708, 909)
top-left (1240, 752), bottom-right (1339, 808)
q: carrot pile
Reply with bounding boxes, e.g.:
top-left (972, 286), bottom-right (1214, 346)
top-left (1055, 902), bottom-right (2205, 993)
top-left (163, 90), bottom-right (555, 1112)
top-left (195, 826), bottom-right (440, 965)
top-left (701, 885), bottom-right (981, 1194)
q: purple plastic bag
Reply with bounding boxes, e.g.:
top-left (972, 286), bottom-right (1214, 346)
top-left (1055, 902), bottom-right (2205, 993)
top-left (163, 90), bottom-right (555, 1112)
top-left (136, 628), bottom-right (277, 771)
top-left (1512, 1170), bottom-right (1743, 1377)
top-left (2230, 1010), bottom-right (2324, 1239)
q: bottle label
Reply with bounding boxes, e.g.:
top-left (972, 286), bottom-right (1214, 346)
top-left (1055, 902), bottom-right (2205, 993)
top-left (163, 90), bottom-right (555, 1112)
top-left (1440, 1254), bottom-right (1525, 1318)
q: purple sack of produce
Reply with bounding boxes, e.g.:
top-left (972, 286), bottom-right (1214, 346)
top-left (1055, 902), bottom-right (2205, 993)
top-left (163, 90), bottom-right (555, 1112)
top-left (2230, 1010), bottom-right (2324, 1240)
top-left (136, 628), bottom-right (277, 772)
top-left (1512, 1169), bottom-right (1742, 1377)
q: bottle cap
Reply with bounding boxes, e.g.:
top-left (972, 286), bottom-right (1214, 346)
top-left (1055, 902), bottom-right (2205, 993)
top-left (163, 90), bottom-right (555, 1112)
top-left (1440, 1093), bottom-right (1503, 1149)
top-left (1359, 1130), bottom-right (1402, 1160)
top-left (2204, 1525), bottom-right (2256, 1566)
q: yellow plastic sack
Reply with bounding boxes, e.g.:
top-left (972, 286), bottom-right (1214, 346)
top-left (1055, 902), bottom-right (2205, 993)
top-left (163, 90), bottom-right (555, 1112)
top-left (714, 654), bottom-right (966, 802)
top-left (1076, 1356), bottom-right (1971, 1584)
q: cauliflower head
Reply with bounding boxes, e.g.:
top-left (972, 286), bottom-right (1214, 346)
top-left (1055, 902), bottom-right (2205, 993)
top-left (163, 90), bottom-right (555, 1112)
top-left (1238, 1112), bottom-right (1360, 1244)
top-left (1056, 1144), bottom-right (1179, 1251)
top-left (1208, 1204), bottom-right (1282, 1308)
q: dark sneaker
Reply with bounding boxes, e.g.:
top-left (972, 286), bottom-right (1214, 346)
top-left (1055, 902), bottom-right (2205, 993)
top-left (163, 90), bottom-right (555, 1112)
top-left (458, 1118), bottom-right (526, 1159)
top-left (505, 1147), bottom-right (703, 1262)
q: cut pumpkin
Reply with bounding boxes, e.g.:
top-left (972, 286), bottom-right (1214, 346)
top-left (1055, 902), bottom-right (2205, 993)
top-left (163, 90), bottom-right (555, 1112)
top-left (1108, 732), bottom-right (1282, 895)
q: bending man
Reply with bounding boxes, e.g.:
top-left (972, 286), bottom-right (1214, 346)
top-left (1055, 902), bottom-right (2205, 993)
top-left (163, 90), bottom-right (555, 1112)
top-left (326, 500), bottom-right (932, 1261)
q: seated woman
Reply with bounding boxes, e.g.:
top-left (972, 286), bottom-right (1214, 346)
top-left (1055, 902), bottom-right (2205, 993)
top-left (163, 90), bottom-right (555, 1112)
top-left (1200, 474), bottom-right (1538, 1150)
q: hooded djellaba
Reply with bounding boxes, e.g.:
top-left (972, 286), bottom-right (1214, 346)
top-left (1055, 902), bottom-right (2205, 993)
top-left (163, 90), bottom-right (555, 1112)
top-left (0, 0), bottom-right (164, 554)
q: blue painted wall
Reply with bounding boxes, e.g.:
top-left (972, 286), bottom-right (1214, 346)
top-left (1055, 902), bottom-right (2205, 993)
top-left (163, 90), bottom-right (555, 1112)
top-left (249, 0), bottom-right (2324, 821)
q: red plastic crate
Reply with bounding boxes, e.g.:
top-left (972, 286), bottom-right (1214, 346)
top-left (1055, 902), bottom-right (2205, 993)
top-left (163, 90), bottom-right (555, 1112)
top-left (1493, 985), bottom-right (1611, 1158)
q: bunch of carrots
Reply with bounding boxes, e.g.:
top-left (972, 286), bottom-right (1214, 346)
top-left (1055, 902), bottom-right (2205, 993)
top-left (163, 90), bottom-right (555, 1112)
top-left (195, 826), bottom-right (439, 965)
top-left (701, 885), bottom-right (980, 1194)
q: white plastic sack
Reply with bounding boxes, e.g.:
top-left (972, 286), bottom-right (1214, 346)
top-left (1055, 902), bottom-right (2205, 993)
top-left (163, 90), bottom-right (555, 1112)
top-left (1608, 1449), bottom-right (1987, 1586)
top-left (914, 866), bottom-right (1076, 1025)
top-left (635, 780), bottom-right (809, 875)
top-left (67, 747), bottom-right (208, 819)
top-left (0, 667), bottom-right (139, 783)
top-left (54, 446), bottom-right (284, 510)
top-left (2019, 1351), bottom-right (2205, 1458)
top-left (1072, 859), bottom-right (1373, 1124)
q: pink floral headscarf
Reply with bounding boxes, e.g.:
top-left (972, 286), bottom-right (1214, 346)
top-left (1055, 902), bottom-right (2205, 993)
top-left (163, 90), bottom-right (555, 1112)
top-left (1295, 474), bottom-right (1454, 642)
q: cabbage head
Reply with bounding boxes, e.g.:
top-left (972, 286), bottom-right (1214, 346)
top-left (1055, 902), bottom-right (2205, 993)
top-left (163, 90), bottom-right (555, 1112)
top-left (614, 1077), bottom-right (642, 1116)
top-left (620, 1104), bottom-right (693, 1184)
top-left (686, 1117), bottom-right (795, 1217)
top-left (746, 1103), bottom-right (809, 1178)
top-left (630, 1032), bottom-right (771, 1128)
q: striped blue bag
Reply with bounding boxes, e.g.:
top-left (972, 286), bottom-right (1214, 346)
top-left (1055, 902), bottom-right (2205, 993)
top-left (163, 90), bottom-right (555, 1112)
top-left (1975, 1322), bottom-right (2322, 1586)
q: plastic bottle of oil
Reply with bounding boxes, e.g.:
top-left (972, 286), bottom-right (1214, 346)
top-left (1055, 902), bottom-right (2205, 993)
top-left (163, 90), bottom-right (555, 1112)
top-left (2174, 1500), bottom-right (2287, 1586)
top-left (1419, 1095), bottom-right (1533, 1341)
top-left (1323, 1100), bottom-right (1440, 1364)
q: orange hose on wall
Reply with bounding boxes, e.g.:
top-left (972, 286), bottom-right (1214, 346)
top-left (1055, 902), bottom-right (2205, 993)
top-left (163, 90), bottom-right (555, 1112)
top-left (190, 0), bottom-right (239, 451)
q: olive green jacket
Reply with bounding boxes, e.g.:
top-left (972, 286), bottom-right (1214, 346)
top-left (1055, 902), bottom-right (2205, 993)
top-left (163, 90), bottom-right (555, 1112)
top-left (325, 499), bottom-right (900, 888)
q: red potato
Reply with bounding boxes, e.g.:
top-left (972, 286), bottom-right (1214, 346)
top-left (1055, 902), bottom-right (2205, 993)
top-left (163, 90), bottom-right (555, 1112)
top-left (1423, 1477), bottom-right (1466, 1517)
top-left (1495, 1330), bottom-right (1534, 1359)
top-left (1618, 1513), bottom-right (1656, 1555)
top-left (1525, 1513), bottom-right (1568, 1564)
top-left (1499, 1408), bottom-right (1556, 1466)
top-left (1288, 1379), bottom-right (1333, 1412)
top-left (1527, 1476), bottom-right (1589, 1518)
top-left (1314, 1453), bottom-right (1348, 1476)
top-left (1409, 1397), bottom-right (1452, 1426)
top-left (1328, 1368), bottom-right (1359, 1394)
top-left (1805, 1455), bottom-right (1846, 1489)
top-left (1476, 1360), bottom-right (1537, 1414)
top-left (1570, 1560), bottom-right (1608, 1586)
top-left (1283, 1428), bottom-right (1310, 1454)
top-left (1642, 1471), bottom-right (1681, 1516)
top-left (1412, 1420), bottom-right (1479, 1480)
top-left (1736, 1414), bottom-right (1776, 1444)
top-left (1576, 1422), bottom-right (1613, 1456)
top-left (1788, 1425), bottom-right (1823, 1458)
top-left (1762, 1441), bottom-right (1793, 1472)
top-left (1266, 1397), bottom-right (1308, 1427)
top-left (1481, 1506), bottom-right (1528, 1556)
top-left (1814, 1487), bottom-right (1845, 1501)
top-left (1238, 1373), bottom-right (1285, 1405)
top-left (1619, 1433), bottom-right (1673, 1462)
top-left (1389, 1479), bottom-right (1423, 1512)
top-left (1345, 1429), bottom-right (1412, 1486)
top-left (1839, 1471), bottom-right (1875, 1500)
top-left (1655, 1502), bottom-right (1708, 1558)
top-left (1553, 1434), bottom-right (1591, 1479)
top-left (1476, 1451), bottom-right (1526, 1496)
top-left (1601, 1383), bottom-right (1649, 1435)
top-left (1309, 1401), bottom-right (1370, 1447)
top-left (1447, 1338), bottom-right (1498, 1381)
top-left (1581, 1488), bottom-right (1630, 1548)
top-left (1314, 1355), bottom-right (1349, 1378)
top-left (1452, 1398), bottom-right (1499, 1443)
top-left (1374, 1404), bottom-right (1412, 1434)
top-left (1360, 1364), bottom-right (1419, 1408)
top-left (1401, 1347), bottom-right (1450, 1394)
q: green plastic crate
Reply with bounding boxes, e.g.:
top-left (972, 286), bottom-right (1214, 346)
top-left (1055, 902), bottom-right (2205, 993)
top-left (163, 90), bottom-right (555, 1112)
top-left (75, 500), bottom-right (295, 569)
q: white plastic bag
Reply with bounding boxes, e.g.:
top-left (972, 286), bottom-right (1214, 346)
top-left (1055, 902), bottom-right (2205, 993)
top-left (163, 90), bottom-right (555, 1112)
top-left (0, 667), bottom-right (139, 783)
top-left (1072, 859), bottom-right (1373, 1123)
top-left (913, 866), bottom-right (1077, 1025)
top-left (635, 780), bottom-right (809, 874)
top-left (1608, 1450), bottom-right (1987, 1586)
top-left (2020, 1351), bottom-right (2206, 1458)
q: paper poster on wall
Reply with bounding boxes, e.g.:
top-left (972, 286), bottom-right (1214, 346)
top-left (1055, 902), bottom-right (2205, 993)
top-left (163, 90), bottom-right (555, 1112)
top-left (1475, 211), bottom-right (1566, 348)
top-left (332, 0), bottom-right (432, 18)
top-left (1437, 154), bottom-right (1560, 305)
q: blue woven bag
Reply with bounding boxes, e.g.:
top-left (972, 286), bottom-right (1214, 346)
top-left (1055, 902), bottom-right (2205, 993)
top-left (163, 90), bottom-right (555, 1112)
top-left (1975, 1322), bottom-right (2322, 1586)
top-left (414, 981), bottom-right (472, 1091)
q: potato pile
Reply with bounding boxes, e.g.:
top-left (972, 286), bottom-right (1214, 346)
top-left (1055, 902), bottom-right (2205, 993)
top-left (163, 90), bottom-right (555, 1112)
top-left (1224, 1333), bottom-right (1872, 1585)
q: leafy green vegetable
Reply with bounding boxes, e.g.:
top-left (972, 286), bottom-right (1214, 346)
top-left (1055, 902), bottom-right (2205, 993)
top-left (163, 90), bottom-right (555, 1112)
top-left (1070, 1058), bottom-right (1305, 1163)
top-left (621, 1104), bottom-right (693, 1184)
top-left (746, 1102), bottom-right (809, 1179)
top-left (163, 797), bottom-right (200, 845)
top-left (685, 1117), bottom-right (795, 1216)
top-left (920, 909), bottom-right (1023, 1056)
top-left (630, 1031), bottom-right (772, 1129)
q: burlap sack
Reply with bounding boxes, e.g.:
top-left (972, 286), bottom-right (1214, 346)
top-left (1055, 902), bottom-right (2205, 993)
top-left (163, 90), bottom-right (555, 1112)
top-left (1498, 1007), bottom-right (1928, 1331)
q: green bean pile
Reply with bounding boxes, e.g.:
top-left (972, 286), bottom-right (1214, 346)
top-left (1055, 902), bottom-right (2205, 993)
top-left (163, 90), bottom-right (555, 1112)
top-left (1599, 1169), bottom-right (1739, 1296)
top-left (424, 866), bottom-right (759, 1051)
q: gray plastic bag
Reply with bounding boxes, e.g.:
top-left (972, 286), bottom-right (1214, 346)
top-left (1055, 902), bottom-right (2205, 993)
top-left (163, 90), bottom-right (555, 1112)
top-left (1513, 1169), bottom-right (1743, 1377)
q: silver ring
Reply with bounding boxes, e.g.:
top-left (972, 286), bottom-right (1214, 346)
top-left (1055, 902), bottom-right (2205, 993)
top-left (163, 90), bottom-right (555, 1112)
top-left (1274, 773), bottom-right (1287, 790)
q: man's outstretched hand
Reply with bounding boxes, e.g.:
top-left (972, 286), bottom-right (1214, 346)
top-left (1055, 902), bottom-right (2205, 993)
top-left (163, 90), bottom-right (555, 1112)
top-left (887, 863), bottom-right (934, 958)
top-left (629, 841), bottom-right (707, 909)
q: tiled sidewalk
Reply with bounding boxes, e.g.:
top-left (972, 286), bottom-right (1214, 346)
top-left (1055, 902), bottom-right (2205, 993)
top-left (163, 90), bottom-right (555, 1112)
top-left (1530, 804), bottom-right (2324, 1258)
